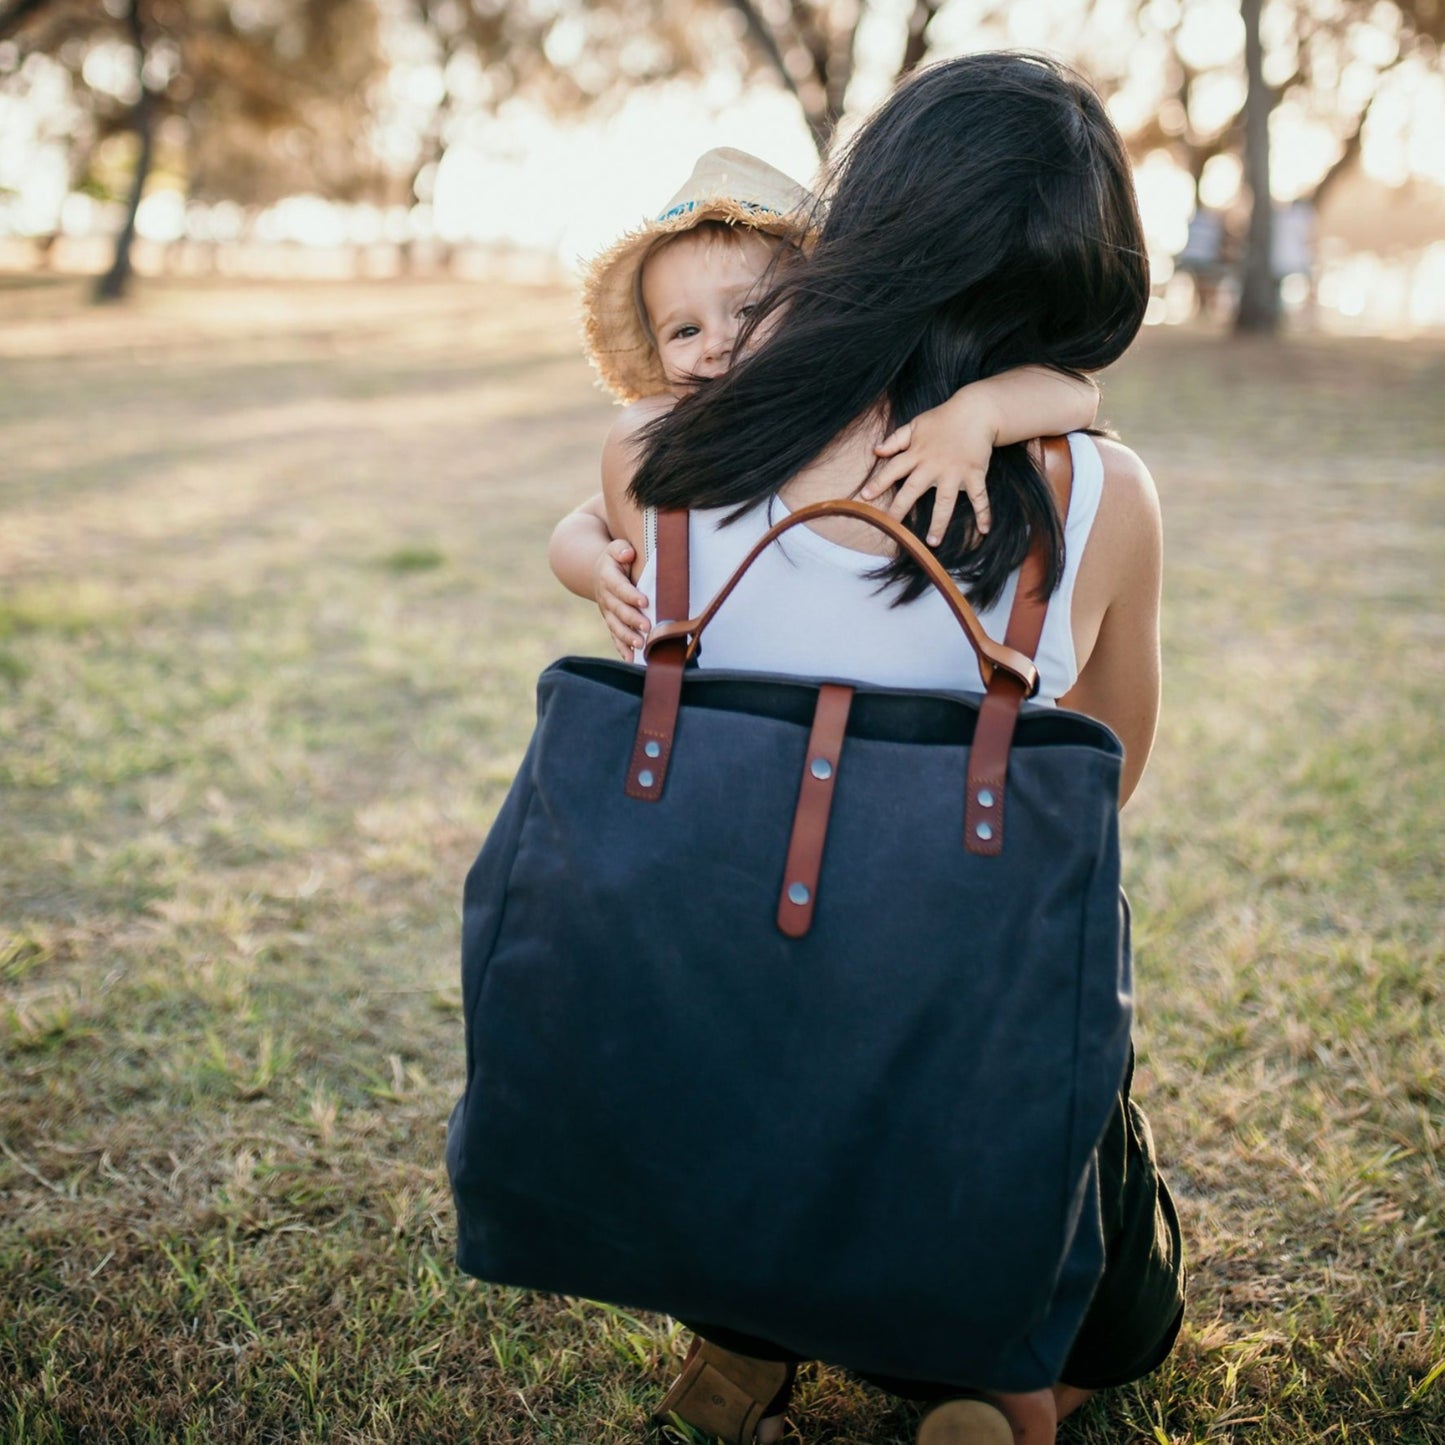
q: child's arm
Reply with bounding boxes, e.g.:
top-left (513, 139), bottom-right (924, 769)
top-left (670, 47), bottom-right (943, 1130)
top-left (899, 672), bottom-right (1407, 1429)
top-left (549, 492), bottom-right (621, 601)
top-left (862, 367), bottom-right (1099, 544)
top-left (548, 494), bottom-right (649, 660)
top-left (548, 397), bottom-right (669, 660)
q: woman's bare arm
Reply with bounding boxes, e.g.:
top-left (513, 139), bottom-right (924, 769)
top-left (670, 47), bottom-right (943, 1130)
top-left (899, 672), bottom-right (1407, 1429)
top-left (1058, 438), bottom-right (1163, 807)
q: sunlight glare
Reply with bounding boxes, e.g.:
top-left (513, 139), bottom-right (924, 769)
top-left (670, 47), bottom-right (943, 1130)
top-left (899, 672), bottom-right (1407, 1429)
top-left (431, 82), bottom-right (818, 266)
top-left (1133, 149), bottom-right (1194, 258)
top-left (1198, 153), bottom-right (1242, 209)
top-left (136, 188), bottom-right (185, 243)
top-left (1176, 1), bottom-right (1243, 69)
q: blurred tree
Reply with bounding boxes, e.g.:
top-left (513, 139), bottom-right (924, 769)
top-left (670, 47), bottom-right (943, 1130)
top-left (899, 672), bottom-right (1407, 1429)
top-left (720, 0), bottom-right (945, 151)
top-left (378, 0), bottom-right (946, 273)
top-left (1236, 0), bottom-right (1278, 332)
top-left (1077, 0), bottom-right (1443, 330)
top-left (94, 0), bottom-right (153, 301)
top-left (4, 0), bottom-right (1438, 317)
top-left (397, 0), bottom-right (946, 168)
top-left (0, 0), bottom-right (385, 298)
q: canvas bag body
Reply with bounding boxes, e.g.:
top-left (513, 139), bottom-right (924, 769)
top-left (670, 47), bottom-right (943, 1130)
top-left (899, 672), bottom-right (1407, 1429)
top-left (447, 464), bottom-right (1133, 1390)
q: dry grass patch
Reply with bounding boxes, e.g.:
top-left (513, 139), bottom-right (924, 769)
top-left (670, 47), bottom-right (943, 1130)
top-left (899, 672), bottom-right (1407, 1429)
top-left (1, 277), bottom-right (1441, 1442)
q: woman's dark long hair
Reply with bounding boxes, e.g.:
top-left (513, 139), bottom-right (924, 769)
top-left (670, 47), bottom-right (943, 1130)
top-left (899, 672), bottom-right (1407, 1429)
top-left (629, 51), bottom-right (1150, 606)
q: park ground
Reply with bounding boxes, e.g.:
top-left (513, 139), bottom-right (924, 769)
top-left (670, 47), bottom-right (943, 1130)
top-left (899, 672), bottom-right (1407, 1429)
top-left (0, 275), bottom-right (1441, 1443)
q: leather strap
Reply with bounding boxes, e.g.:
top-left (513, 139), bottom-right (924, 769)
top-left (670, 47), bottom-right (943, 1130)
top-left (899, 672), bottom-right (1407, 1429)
top-left (644, 499), bottom-right (1039, 697)
top-left (626, 443), bottom-right (1069, 818)
top-left (777, 683), bottom-right (853, 938)
top-left (964, 436), bottom-right (1074, 856)
top-left (625, 509), bottom-right (689, 801)
top-left (654, 508), bottom-right (690, 626)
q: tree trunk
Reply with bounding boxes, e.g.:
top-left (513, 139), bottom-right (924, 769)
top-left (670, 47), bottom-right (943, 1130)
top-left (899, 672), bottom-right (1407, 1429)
top-left (94, 0), bottom-right (155, 303)
top-left (1235, 0), bottom-right (1278, 334)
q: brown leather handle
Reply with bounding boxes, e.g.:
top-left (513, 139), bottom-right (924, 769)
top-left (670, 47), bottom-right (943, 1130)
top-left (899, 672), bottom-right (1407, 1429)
top-left (643, 498), bottom-right (1039, 697)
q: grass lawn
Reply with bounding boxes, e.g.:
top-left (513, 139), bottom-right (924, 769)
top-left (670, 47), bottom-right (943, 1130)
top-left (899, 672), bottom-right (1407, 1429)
top-left (1, 275), bottom-right (1441, 1443)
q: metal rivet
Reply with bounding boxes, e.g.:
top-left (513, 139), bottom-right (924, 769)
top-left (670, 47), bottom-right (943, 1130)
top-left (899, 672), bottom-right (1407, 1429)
top-left (643, 740), bottom-right (661, 759)
top-left (637, 769), bottom-right (654, 788)
top-left (975, 822), bottom-right (993, 841)
top-left (977, 789), bottom-right (994, 809)
top-left (787, 882), bottom-right (810, 906)
top-left (810, 757), bottom-right (832, 781)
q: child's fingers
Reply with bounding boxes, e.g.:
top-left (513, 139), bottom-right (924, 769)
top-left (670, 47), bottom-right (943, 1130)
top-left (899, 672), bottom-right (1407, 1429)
top-left (601, 593), bottom-right (650, 652)
top-left (883, 469), bottom-right (937, 523)
top-left (597, 565), bottom-right (649, 613)
top-left (872, 423), bottom-right (913, 459)
top-left (960, 468), bottom-right (992, 535)
top-left (604, 613), bottom-right (644, 658)
top-left (926, 484), bottom-right (959, 546)
top-left (603, 598), bottom-right (650, 638)
top-left (606, 581), bottom-right (649, 612)
top-left (859, 449), bottom-right (917, 502)
top-left (927, 469), bottom-right (994, 544)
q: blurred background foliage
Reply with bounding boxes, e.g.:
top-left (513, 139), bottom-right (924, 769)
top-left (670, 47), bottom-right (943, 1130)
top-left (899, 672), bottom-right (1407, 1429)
top-left (0, 0), bottom-right (1442, 324)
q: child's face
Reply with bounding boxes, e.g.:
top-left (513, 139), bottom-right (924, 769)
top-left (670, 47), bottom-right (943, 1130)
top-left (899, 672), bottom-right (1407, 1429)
top-left (640, 230), bottom-right (775, 396)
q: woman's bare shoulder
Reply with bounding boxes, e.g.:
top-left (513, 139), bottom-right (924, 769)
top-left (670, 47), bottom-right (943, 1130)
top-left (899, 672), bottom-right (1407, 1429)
top-left (1085, 435), bottom-right (1162, 563)
top-left (1071, 434), bottom-right (1161, 621)
top-left (1091, 436), bottom-right (1159, 516)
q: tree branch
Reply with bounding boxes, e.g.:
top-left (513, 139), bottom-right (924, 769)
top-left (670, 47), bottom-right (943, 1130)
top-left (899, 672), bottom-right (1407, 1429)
top-left (899, 0), bottom-right (942, 77)
top-left (0, 0), bottom-right (53, 43)
top-left (1311, 85), bottom-right (1382, 208)
top-left (722, 0), bottom-right (829, 154)
top-left (723, 0), bottom-right (801, 104)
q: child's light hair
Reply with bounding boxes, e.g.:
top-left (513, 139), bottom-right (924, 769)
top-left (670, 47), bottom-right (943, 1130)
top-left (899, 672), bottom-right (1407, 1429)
top-left (580, 149), bottom-right (815, 404)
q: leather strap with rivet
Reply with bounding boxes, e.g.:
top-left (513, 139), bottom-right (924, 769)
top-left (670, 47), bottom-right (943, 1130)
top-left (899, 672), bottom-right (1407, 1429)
top-left (625, 442), bottom-right (1069, 835)
top-left (625, 508), bottom-right (689, 801)
top-left (964, 436), bottom-right (1075, 856)
top-left (628, 500), bottom-right (1038, 804)
top-left (776, 683), bottom-right (853, 938)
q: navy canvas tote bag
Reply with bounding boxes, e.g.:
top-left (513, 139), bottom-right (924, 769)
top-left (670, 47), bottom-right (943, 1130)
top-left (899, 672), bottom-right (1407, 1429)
top-left (446, 440), bottom-right (1133, 1390)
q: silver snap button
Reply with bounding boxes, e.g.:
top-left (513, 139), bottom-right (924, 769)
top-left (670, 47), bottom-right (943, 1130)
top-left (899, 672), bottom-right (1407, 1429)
top-left (637, 769), bottom-right (654, 788)
top-left (977, 789), bottom-right (994, 809)
top-left (644, 740), bottom-right (661, 759)
top-left (975, 822), bottom-right (993, 841)
top-left (787, 882), bottom-right (810, 906)
top-left (810, 757), bottom-right (832, 781)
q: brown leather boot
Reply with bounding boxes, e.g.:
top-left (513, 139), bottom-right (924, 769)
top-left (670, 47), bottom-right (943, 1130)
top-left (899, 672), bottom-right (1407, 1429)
top-left (655, 1338), bottom-right (795, 1444)
top-left (915, 1398), bottom-right (1013, 1445)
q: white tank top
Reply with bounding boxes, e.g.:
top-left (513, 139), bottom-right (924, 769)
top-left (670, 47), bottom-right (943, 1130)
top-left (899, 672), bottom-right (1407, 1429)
top-left (636, 431), bottom-right (1104, 702)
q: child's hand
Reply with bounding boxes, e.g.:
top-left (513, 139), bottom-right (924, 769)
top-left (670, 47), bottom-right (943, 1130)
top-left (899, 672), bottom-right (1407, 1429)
top-left (594, 539), bottom-right (650, 660)
top-left (861, 390), bottom-right (1001, 544)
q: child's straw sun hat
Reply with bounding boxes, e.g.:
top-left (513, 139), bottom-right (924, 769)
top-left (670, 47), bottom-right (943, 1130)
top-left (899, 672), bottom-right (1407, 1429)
top-left (581, 147), bottom-right (813, 403)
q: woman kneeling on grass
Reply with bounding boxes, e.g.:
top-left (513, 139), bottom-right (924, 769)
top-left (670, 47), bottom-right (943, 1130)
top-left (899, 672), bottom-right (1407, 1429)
top-left (600, 52), bottom-right (1184, 1445)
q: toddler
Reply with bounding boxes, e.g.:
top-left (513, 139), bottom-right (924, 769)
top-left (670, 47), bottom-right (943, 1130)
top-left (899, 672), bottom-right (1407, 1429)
top-left (550, 147), bottom-right (1100, 658)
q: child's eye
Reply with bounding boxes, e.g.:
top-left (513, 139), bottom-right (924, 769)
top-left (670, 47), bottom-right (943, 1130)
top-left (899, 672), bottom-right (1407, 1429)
top-left (670, 324), bottom-right (699, 340)
top-left (736, 304), bottom-right (756, 319)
